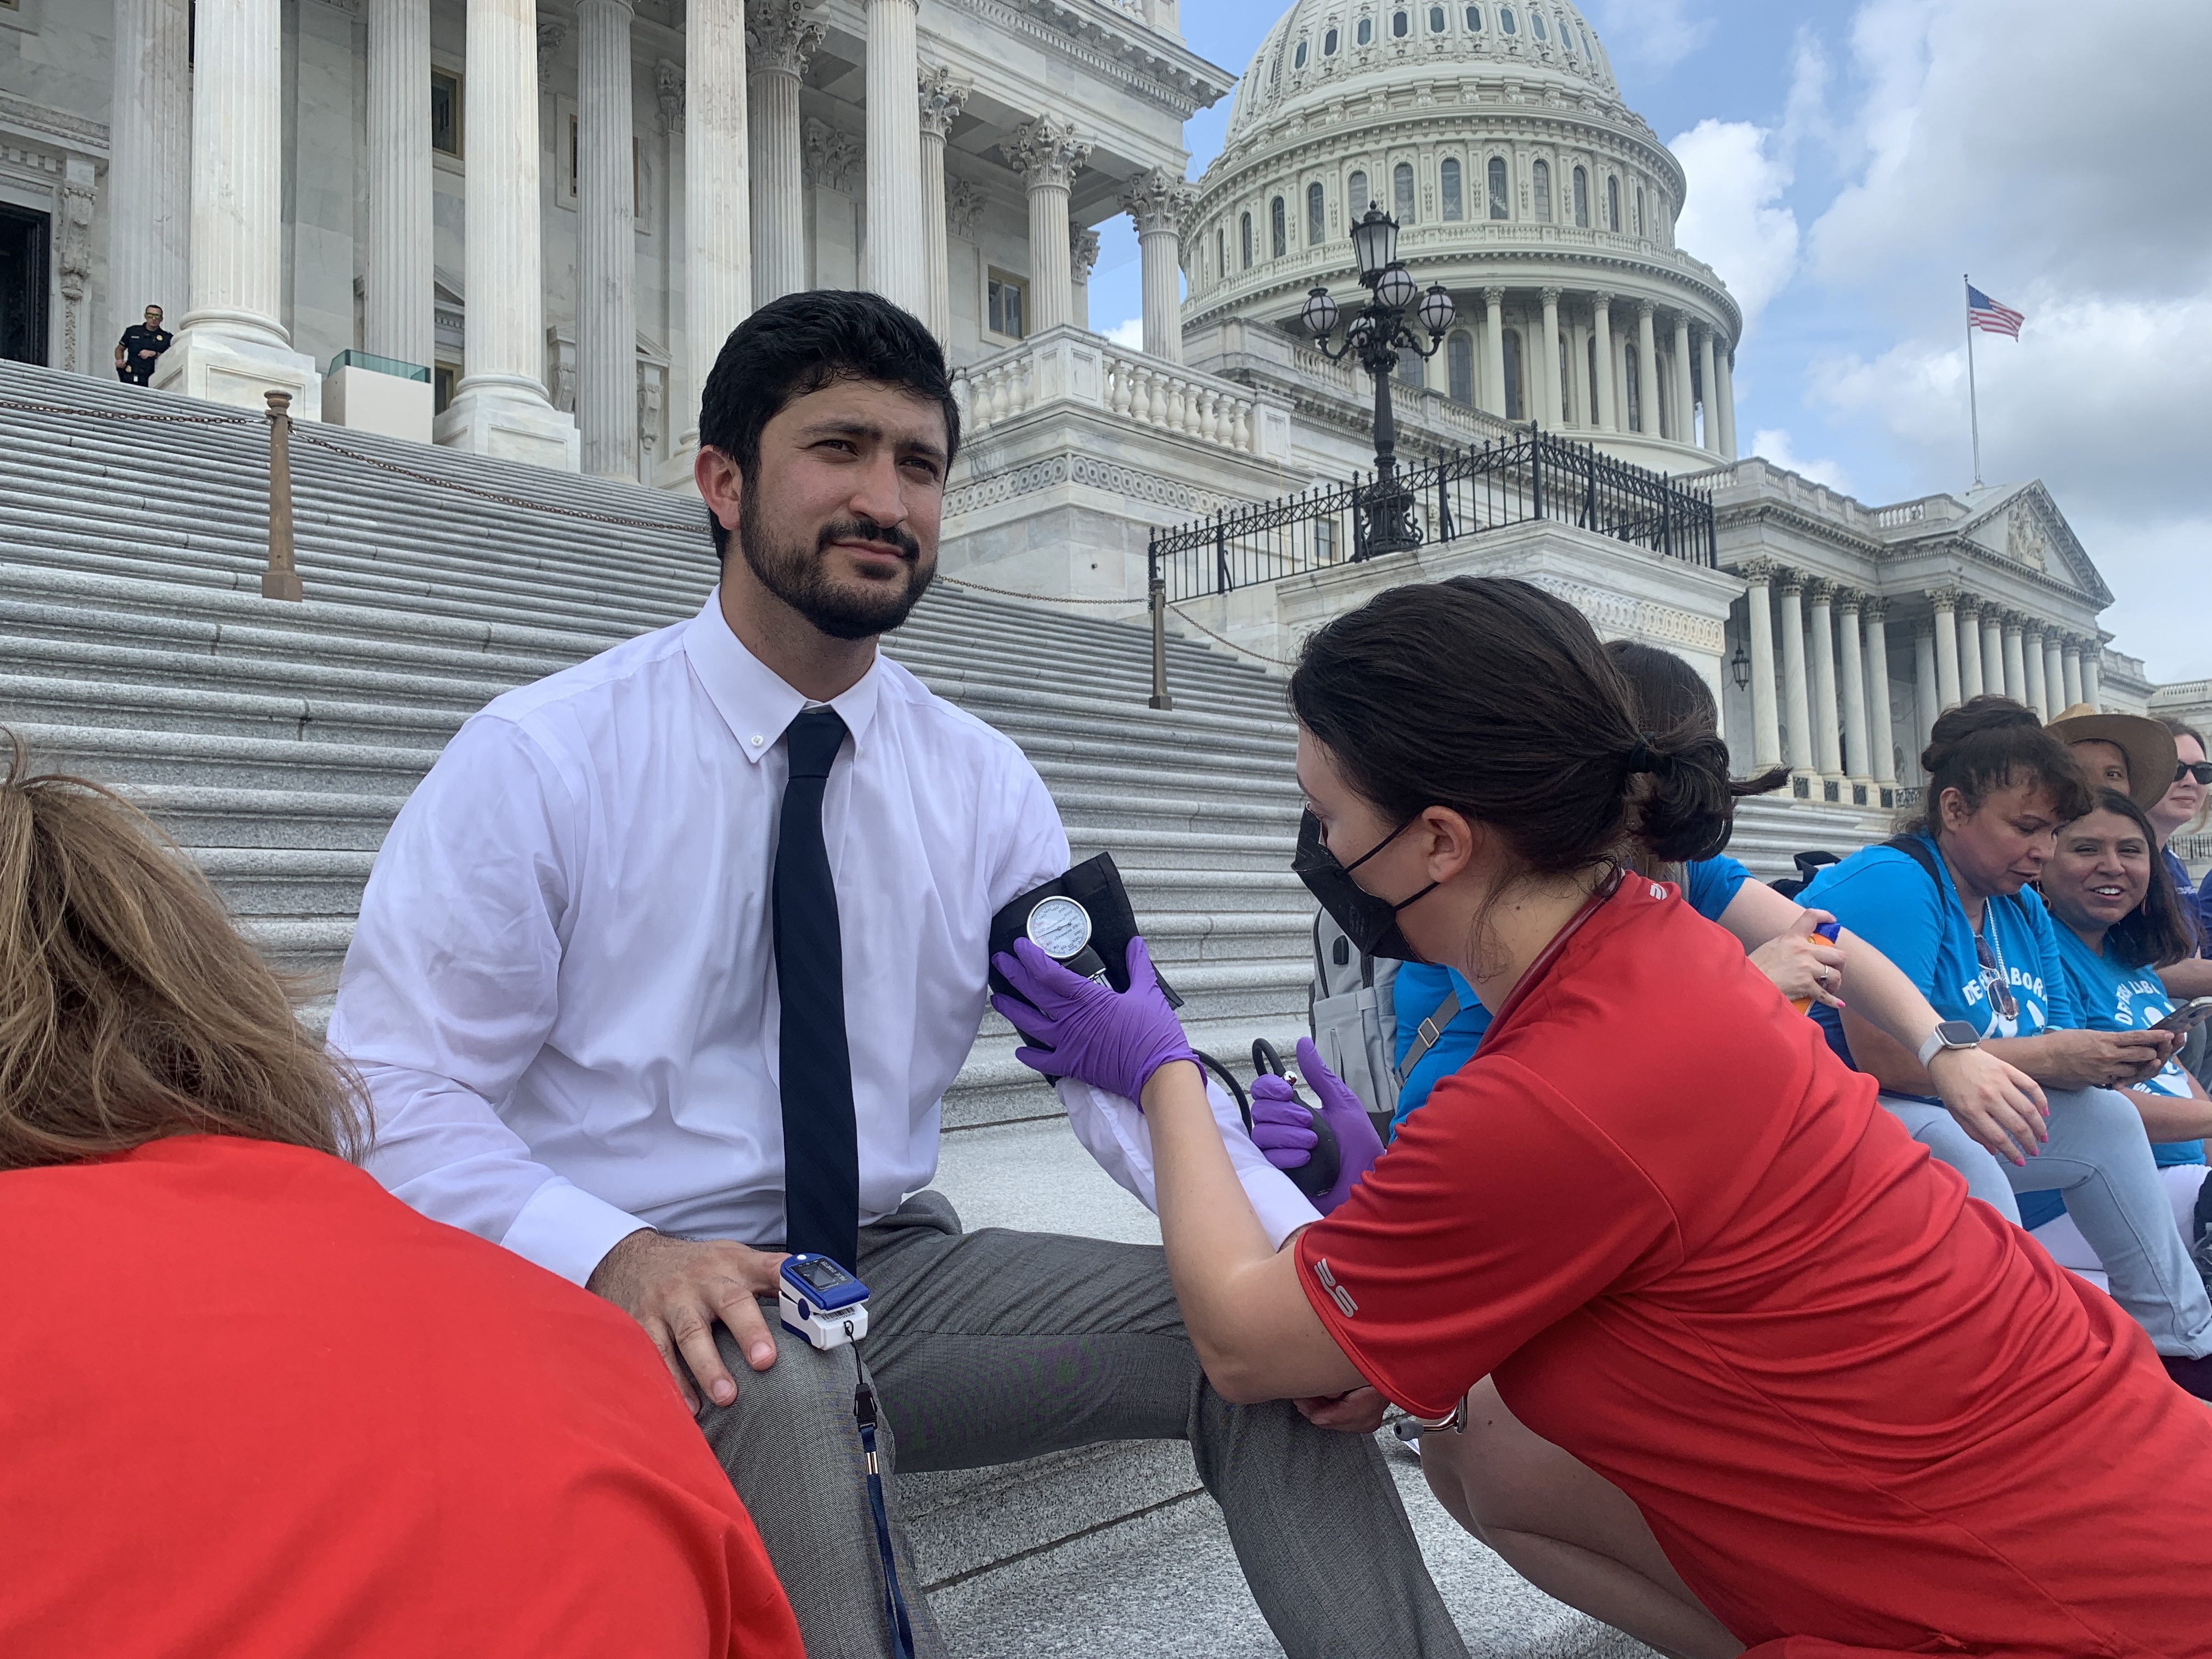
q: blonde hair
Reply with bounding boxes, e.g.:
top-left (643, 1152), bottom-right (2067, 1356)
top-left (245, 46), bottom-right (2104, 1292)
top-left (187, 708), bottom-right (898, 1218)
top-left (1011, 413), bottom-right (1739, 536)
top-left (0, 733), bottom-right (366, 1169)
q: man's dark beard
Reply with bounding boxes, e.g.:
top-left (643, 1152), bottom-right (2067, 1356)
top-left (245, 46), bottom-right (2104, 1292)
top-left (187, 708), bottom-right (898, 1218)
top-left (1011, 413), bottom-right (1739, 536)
top-left (737, 493), bottom-right (933, 642)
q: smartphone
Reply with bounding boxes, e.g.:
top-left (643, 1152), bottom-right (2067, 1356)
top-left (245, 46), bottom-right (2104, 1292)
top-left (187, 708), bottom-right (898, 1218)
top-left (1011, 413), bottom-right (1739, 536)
top-left (2153, 997), bottom-right (2212, 1036)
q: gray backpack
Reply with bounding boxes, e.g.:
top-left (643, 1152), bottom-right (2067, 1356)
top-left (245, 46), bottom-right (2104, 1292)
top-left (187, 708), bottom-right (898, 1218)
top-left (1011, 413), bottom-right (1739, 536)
top-left (1306, 910), bottom-right (1461, 1126)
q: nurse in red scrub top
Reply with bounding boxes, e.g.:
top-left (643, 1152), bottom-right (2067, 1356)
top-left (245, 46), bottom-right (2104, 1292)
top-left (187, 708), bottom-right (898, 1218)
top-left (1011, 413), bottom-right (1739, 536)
top-left (0, 745), bottom-right (803, 1659)
top-left (994, 577), bottom-right (2212, 1659)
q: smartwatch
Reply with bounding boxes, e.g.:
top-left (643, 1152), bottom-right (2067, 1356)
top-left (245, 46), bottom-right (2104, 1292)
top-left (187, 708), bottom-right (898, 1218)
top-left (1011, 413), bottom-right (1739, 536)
top-left (1916, 1019), bottom-right (1982, 1070)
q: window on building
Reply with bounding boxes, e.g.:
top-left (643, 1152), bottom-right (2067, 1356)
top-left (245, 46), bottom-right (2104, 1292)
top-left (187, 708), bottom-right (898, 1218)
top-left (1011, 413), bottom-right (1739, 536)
top-left (1559, 336), bottom-right (1572, 420)
top-left (1448, 330), bottom-right (1474, 405)
top-left (1348, 168), bottom-right (1369, 213)
top-left (1487, 155), bottom-right (1508, 219)
top-left (1394, 161), bottom-right (1415, 224)
top-left (1572, 164), bottom-right (1588, 226)
top-left (433, 362), bottom-right (460, 415)
top-left (1295, 40), bottom-right (1309, 67)
top-left (1392, 10), bottom-right (1409, 38)
top-left (1466, 4), bottom-right (1483, 27)
top-left (1502, 327), bottom-right (1524, 419)
top-left (1430, 6), bottom-right (1447, 32)
top-left (1240, 211), bottom-right (1254, 268)
top-left (1624, 347), bottom-right (1640, 430)
top-left (1324, 26), bottom-right (1339, 53)
top-left (1398, 346), bottom-right (1424, 384)
top-left (1606, 174), bottom-right (1620, 230)
top-left (1217, 227), bottom-right (1227, 280)
top-left (1532, 159), bottom-right (1551, 222)
top-left (430, 69), bottom-right (462, 159)
top-left (1307, 180), bottom-right (1326, 244)
top-left (1499, 5), bottom-right (1517, 33)
top-left (987, 269), bottom-right (1027, 339)
top-left (1271, 195), bottom-right (1287, 258)
top-left (1580, 26), bottom-right (1594, 57)
top-left (1441, 157), bottom-right (1463, 221)
top-left (1357, 17), bottom-right (1373, 44)
top-left (1559, 15), bottom-right (1575, 52)
top-left (1316, 516), bottom-right (1337, 563)
top-left (1588, 335), bottom-right (1600, 414)
top-left (1531, 9), bottom-right (1547, 39)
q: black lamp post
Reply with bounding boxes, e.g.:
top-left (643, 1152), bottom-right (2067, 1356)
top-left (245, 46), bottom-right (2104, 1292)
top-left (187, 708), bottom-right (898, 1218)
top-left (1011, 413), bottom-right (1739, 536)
top-left (1730, 640), bottom-right (1752, 691)
top-left (1300, 203), bottom-right (1456, 558)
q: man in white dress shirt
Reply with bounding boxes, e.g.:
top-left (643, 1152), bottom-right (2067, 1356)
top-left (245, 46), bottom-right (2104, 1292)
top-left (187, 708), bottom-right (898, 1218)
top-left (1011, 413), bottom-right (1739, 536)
top-left (330, 291), bottom-right (1466, 1658)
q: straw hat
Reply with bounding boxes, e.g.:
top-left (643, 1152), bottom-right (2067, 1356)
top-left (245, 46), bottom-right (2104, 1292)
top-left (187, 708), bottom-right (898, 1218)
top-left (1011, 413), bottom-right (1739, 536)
top-left (2046, 704), bottom-right (2176, 812)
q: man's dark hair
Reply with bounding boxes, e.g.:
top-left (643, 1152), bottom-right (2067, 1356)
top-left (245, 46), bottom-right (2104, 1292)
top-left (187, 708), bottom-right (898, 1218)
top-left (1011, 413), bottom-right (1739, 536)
top-left (696, 290), bottom-right (960, 559)
top-left (2067, 788), bottom-right (2197, 970)
top-left (1916, 694), bottom-right (2095, 836)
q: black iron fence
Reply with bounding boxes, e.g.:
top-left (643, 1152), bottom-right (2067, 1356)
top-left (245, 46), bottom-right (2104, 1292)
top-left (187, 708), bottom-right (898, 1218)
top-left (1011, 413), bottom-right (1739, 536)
top-left (1146, 428), bottom-right (1717, 606)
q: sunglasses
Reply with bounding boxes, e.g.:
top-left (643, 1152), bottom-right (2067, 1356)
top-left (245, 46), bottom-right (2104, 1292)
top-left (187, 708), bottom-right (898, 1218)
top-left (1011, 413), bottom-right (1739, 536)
top-left (2176, 762), bottom-right (2212, 786)
top-left (1974, 934), bottom-right (2018, 1020)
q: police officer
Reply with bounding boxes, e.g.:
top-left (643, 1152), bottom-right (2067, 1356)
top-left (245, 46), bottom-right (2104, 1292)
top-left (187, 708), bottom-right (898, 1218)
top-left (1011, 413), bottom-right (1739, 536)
top-left (114, 305), bottom-right (172, 386)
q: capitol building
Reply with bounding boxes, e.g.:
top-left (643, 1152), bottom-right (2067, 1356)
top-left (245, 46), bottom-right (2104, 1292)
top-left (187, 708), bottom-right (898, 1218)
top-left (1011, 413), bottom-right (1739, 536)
top-left (0, 0), bottom-right (2196, 800)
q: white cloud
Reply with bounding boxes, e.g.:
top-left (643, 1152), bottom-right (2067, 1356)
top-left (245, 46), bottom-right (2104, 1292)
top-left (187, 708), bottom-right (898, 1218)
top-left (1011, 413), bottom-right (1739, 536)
top-left (1669, 119), bottom-right (1798, 333)
top-left (1105, 316), bottom-right (1144, 349)
top-left (1748, 428), bottom-right (1853, 496)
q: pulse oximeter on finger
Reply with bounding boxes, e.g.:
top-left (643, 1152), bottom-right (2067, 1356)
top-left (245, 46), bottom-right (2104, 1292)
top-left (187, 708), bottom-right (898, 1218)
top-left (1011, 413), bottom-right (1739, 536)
top-left (778, 1253), bottom-right (871, 1351)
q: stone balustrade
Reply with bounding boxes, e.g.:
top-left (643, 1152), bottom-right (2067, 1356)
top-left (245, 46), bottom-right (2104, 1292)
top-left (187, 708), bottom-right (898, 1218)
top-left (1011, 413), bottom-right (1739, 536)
top-left (956, 326), bottom-right (1288, 462)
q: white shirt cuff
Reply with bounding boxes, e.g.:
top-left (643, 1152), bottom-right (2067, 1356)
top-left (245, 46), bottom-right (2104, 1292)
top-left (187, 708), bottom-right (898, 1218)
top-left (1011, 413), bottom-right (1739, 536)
top-left (500, 1176), bottom-right (654, 1287)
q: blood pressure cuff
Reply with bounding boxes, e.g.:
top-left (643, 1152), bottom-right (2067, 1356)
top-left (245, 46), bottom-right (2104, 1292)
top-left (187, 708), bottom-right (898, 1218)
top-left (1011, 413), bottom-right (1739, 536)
top-left (988, 851), bottom-right (1184, 1014)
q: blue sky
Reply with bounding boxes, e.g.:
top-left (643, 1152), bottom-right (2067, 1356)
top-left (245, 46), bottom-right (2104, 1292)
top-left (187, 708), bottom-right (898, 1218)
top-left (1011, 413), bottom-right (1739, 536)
top-left (1088, 0), bottom-right (2212, 686)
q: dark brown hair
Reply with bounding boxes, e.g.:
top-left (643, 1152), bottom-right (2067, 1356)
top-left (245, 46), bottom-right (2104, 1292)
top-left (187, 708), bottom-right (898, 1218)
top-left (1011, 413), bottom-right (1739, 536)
top-left (0, 734), bottom-right (367, 1170)
top-left (1917, 695), bottom-right (2094, 838)
top-left (1289, 577), bottom-right (1739, 873)
top-left (2052, 788), bottom-right (2196, 970)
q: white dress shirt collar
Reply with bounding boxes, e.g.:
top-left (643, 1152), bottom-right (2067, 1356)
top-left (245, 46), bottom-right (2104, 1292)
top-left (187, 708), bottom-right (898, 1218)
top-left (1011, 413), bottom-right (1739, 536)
top-left (681, 589), bottom-right (885, 765)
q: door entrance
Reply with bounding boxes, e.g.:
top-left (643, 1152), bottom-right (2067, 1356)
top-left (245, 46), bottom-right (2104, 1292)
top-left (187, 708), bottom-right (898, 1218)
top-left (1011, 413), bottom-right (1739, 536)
top-left (0, 203), bottom-right (52, 367)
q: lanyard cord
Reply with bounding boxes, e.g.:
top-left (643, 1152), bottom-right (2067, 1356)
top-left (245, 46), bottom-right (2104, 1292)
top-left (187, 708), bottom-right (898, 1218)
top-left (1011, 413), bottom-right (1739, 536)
top-left (852, 1344), bottom-right (917, 1659)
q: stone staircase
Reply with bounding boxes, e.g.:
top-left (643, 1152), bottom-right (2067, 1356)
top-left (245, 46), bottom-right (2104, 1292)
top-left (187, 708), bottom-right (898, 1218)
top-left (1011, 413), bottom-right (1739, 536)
top-left (0, 359), bottom-right (1878, 1656)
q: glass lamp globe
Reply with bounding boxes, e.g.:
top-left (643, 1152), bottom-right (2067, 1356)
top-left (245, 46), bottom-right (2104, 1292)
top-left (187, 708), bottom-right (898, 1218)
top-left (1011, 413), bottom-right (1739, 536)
top-left (1345, 311), bottom-right (1376, 348)
top-left (1300, 286), bottom-right (1340, 336)
top-left (1350, 205), bottom-right (1398, 281)
top-left (1417, 283), bottom-right (1456, 335)
top-left (1374, 261), bottom-right (1419, 311)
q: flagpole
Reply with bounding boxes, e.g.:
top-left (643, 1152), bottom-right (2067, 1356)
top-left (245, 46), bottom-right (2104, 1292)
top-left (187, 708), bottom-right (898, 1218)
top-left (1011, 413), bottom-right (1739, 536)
top-left (1964, 272), bottom-right (1983, 488)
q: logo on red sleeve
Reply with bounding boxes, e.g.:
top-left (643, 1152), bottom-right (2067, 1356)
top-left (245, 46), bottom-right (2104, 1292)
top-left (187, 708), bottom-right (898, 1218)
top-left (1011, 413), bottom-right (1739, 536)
top-left (1312, 1257), bottom-right (1358, 1318)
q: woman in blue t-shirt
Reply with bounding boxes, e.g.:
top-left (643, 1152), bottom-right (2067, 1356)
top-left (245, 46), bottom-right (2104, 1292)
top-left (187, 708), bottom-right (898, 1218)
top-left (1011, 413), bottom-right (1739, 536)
top-left (1802, 696), bottom-right (2212, 1385)
top-left (2027, 788), bottom-right (2212, 1279)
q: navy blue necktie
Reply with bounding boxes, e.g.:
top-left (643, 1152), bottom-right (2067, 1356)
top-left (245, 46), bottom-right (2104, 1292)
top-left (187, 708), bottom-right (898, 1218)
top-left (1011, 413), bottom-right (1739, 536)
top-left (774, 708), bottom-right (859, 1271)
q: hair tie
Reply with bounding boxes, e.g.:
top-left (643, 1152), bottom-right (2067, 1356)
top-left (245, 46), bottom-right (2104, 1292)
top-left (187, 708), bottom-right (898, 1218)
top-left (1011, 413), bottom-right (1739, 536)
top-left (1625, 733), bottom-right (1662, 776)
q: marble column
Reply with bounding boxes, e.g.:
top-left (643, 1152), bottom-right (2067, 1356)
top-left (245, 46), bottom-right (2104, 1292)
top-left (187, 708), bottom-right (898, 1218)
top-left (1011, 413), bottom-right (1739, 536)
top-left (2042, 633), bottom-right (2067, 719)
top-left (108, 0), bottom-right (193, 351)
top-left (1635, 300), bottom-right (1659, 436)
top-left (1807, 579), bottom-right (1844, 781)
top-left (1982, 610), bottom-right (2006, 704)
top-left (1956, 599), bottom-right (1985, 700)
top-left (746, 0), bottom-right (821, 307)
top-left (577, 0), bottom-right (638, 478)
top-left (1483, 287), bottom-right (1507, 416)
top-left (2022, 623), bottom-right (2049, 720)
top-left (1837, 589), bottom-right (1872, 785)
top-left (2083, 646), bottom-right (2102, 713)
top-left (1070, 223), bottom-right (1099, 332)
top-left (861, 0), bottom-right (924, 315)
top-left (366, 0), bottom-right (433, 371)
top-left (1121, 167), bottom-right (1197, 364)
top-left (1590, 292), bottom-right (1617, 431)
top-left (1741, 559), bottom-right (1783, 771)
top-left (160, 0), bottom-right (321, 413)
top-left (1778, 572), bottom-right (1816, 779)
top-left (1914, 620), bottom-right (1939, 760)
top-left (2062, 640), bottom-right (2084, 709)
top-left (1864, 597), bottom-right (1897, 786)
top-left (436, 0), bottom-right (577, 466)
top-left (669, 0), bottom-right (750, 478)
top-left (1538, 287), bottom-right (1562, 426)
top-left (1716, 345), bottom-right (1737, 459)
top-left (1697, 325), bottom-right (1721, 454)
top-left (917, 66), bottom-right (968, 346)
top-left (1931, 588), bottom-right (1962, 710)
top-left (2000, 615), bottom-right (2027, 706)
top-left (1003, 115), bottom-right (1089, 335)
top-left (1670, 311), bottom-right (1694, 444)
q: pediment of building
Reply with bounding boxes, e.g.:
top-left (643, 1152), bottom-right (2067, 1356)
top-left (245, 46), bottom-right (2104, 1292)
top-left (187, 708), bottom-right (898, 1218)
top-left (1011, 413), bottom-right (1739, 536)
top-left (1946, 482), bottom-right (2113, 610)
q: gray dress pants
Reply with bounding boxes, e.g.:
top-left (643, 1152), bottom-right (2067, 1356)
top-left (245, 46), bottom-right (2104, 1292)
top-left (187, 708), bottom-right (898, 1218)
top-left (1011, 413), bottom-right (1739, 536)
top-left (693, 1191), bottom-right (1466, 1659)
top-left (1880, 1087), bottom-right (2212, 1358)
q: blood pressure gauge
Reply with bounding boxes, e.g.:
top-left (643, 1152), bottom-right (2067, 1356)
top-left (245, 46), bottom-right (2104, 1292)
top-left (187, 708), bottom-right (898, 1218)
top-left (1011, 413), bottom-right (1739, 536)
top-left (1025, 895), bottom-right (1094, 961)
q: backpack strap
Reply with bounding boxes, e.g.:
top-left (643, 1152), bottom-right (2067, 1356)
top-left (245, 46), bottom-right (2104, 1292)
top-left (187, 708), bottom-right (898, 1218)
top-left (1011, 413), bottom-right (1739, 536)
top-left (1881, 832), bottom-right (2033, 925)
top-left (1399, 990), bottom-right (1462, 1075)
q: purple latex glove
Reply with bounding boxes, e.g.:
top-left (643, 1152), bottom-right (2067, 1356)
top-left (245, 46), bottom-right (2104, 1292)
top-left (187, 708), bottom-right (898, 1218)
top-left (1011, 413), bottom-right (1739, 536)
top-left (1250, 1038), bottom-right (1385, 1215)
top-left (991, 935), bottom-right (1198, 1104)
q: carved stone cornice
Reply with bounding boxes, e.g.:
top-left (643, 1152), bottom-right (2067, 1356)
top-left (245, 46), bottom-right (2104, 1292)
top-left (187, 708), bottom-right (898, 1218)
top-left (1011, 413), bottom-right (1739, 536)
top-left (655, 59), bottom-right (684, 136)
top-left (1737, 556), bottom-right (1776, 585)
top-left (0, 92), bottom-right (110, 158)
top-left (1002, 115), bottom-right (1090, 191)
top-left (1834, 586), bottom-right (1864, 614)
top-left (744, 0), bottom-right (823, 80)
top-left (1482, 285), bottom-right (1505, 306)
top-left (917, 65), bottom-right (969, 140)
top-left (1118, 165), bottom-right (1197, 236)
top-left (946, 177), bottom-right (988, 240)
top-left (1861, 595), bottom-right (1891, 622)
top-left (537, 20), bottom-right (567, 93)
top-left (803, 119), bottom-right (859, 191)
top-left (1776, 570), bottom-right (1805, 599)
top-left (934, 0), bottom-right (1233, 120)
top-left (1803, 577), bottom-right (1835, 606)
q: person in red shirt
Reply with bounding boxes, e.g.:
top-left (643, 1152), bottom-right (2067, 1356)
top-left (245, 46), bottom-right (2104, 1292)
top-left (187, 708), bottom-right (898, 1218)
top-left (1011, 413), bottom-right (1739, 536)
top-left (992, 577), bottom-right (2212, 1659)
top-left (0, 740), bottom-right (803, 1659)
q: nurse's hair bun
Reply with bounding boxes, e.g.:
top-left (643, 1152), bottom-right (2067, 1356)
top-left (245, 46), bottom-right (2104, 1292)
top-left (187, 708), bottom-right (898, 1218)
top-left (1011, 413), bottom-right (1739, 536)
top-left (1286, 576), bottom-right (1737, 877)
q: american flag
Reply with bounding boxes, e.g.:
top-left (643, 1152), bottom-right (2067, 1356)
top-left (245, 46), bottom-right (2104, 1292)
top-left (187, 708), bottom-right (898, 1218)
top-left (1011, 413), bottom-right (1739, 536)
top-left (1967, 284), bottom-right (2024, 338)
